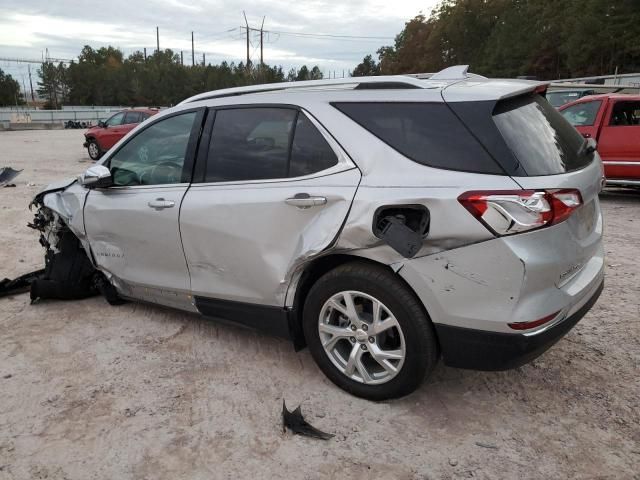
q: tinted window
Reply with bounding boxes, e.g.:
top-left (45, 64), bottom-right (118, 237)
top-left (494, 95), bottom-right (593, 175)
top-left (332, 102), bottom-right (502, 174)
top-left (290, 114), bottom-right (338, 177)
top-left (206, 108), bottom-right (296, 182)
top-left (124, 111), bottom-right (142, 124)
top-left (105, 112), bottom-right (125, 127)
top-left (561, 101), bottom-right (602, 126)
top-left (609, 101), bottom-right (640, 126)
top-left (109, 112), bottom-right (196, 186)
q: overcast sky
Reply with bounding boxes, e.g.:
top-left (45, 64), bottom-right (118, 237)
top-left (0, 0), bottom-right (440, 89)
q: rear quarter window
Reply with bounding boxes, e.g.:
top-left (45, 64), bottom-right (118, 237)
top-left (332, 102), bottom-right (503, 174)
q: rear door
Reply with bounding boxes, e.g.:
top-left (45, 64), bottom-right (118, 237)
top-left (180, 106), bottom-right (360, 308)
top-left (597, 99), bottom-right (640, 180)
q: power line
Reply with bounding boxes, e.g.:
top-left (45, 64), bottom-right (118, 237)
top-left (260, 29), bottom-right (394, 41)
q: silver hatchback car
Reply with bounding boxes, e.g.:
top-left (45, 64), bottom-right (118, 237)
top-left (31, 66), bottom-right (604, 400)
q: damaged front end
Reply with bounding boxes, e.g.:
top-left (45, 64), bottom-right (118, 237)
top-left (27, 202), bottom-right (98, 301)
top-left (22, 180), bottom-right (120, 304)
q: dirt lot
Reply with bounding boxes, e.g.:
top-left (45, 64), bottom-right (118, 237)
top-left (0, 130), bottom-right (639, 480)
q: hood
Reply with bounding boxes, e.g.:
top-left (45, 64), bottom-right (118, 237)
top-left (32, 177), bottom-right (77, 204)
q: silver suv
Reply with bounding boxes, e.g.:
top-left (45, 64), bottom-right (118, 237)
top-left (32, 66), bottom-right (604, 400)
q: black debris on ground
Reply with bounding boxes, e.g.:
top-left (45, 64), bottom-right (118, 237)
top-left (0, 269), bottom-right (44, 298)
top-left (282, 400), bottom-right (334, 440)
top-left (0, 167), bottom-right (22, 187)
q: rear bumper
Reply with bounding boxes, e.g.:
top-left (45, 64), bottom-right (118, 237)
top-left (434, 279), bottom-right (604, 370)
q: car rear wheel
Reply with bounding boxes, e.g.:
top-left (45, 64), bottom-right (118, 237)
top-left (87, 139), bottom-right (102, 160)
top-left (303, 261), bottom-right (438, 400)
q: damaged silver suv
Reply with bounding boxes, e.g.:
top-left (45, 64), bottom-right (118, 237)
top-left (30, 66), bottom-right (605, 400)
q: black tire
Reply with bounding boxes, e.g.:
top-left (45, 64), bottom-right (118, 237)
top-left (302, 261), bottom-right (438, 400)
top-left (87, 139), bottom-right (102, 160)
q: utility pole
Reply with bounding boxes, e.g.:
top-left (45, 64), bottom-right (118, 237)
top-left (180, 51), bottom-right (183, 65)
top-left (202, 53), bottom-right (205, 66)
top-left (191, 31), bottom-right (195, 66)
top-left (28, 64), bottom-right (35, 102)
top-left (260, 16), bottom-right (265, 67)
top-left (243, 11), bottom-right (250, 71)
top-left (144, 47), bottom-right (147, 61)
top-left (156, 27), bottom-right (160, 53)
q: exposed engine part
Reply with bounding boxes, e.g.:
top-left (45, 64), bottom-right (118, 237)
top-left (27, 203), bottom-right (99, 301)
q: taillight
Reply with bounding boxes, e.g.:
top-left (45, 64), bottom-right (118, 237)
top-left (458, 189), bottom-right (582, 236)
top-left (508, 310), bottom-right (561, 331)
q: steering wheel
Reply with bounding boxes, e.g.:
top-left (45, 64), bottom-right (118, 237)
top-left (139, 161), bottom-right (182, 185)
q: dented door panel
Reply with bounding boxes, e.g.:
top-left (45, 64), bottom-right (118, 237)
top-left (180, 168), bottom-right (361, 306)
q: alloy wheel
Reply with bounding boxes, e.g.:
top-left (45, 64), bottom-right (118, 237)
top-left (318, 290), bottom-right (406, 385)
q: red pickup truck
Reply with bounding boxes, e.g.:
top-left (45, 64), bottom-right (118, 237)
top-left (83, 108), bottom-right (158, 160)
top-left (559, 94), bottom-right (640, 187)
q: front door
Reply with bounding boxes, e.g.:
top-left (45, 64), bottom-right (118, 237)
top-left (180, 106), bottom-right (360, 309)
top-left (84, 109), bottom-right (203, 308)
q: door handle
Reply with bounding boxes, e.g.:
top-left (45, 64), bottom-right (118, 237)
top-left (285, 194), bottom-right (327, 209)
top-left (148, 198), bottom-right (175, 210)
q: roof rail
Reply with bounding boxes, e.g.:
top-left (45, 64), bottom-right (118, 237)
top-left (178, 65), bottom-right (484, 104)
top-left (179, 75), bottom-right (431, 104)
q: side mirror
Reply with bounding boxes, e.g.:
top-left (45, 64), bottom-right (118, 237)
top-left (78, 165), bottom-right (112, 189)
top-left (98, 120), bottom-right (106, 128)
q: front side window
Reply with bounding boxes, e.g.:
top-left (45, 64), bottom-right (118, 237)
top-left (105, 112), bottom-right (125, 127)
top-left (205, 108), bottom-right (338, 182)
top-left (124, 111), bottom-right (142, 124)
top-left (561, 101), bottom-right (602, 127)
top-left (109, 112), bottom-right (196, 186)
top-left (609, 101), bottom-right (640, 126)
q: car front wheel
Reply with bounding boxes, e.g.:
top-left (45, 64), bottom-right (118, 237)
top-left (303, 261), bottom-right (438, 400)
top-left (87, 139), bottom-right (102, 160)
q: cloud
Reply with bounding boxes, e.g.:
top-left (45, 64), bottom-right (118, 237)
top-left (0, 0), bottom-right (439, 83)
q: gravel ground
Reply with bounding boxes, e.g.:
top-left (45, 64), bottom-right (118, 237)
top-left (1, 130), bottom-right (639, 480)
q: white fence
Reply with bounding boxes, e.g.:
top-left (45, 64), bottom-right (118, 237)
top-left (0, 107), bottom-right (122, 126)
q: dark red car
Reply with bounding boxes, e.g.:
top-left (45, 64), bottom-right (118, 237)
top-left (83, 108), bottom-right (158, 160)
top-left (559, 94), bottom-right (640, 187)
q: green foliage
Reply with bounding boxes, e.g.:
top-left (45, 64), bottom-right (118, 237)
top-left (0, 68), bottom-right (24, 106)
top-left (357, 0), bottom-right (640, 80)
top-left (38, 46), bottom-right (322, 107)
top-left (352, 55), bottom-right (380, 77)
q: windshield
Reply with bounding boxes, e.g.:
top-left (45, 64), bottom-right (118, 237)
top-left (547, 91), bottom-right (583, 108)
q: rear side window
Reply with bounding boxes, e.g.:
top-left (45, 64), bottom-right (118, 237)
top-left (561, 101), bottom-right (602, 126)
top-left (609, 101), bottom-right (640, 126)
top-left (205, 108), bottom-right (338, 182)
top-left (332, 102), bottom-right (502, 174)
top-left (290, 114), bottom-right (338, 177)
top-left (494, 95), bottom-right (593, 175)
